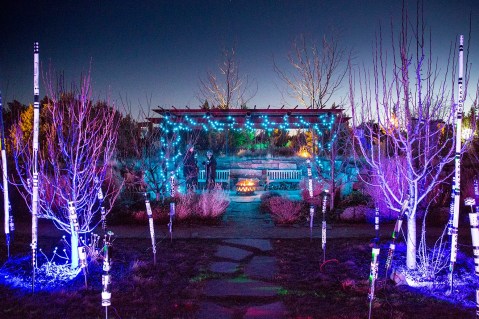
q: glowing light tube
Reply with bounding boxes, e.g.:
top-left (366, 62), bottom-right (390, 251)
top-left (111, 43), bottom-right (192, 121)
top-left (384, 197), bottom-right (409, 279)
top-left (368, 247), bottom-right (380, 319)
top-left (449, 35), bottom-right (464, 293)
top-left (307, 159), bottom-right (315, 240)
top-left (32, 42), bottom-right (40, 292)
top-left (466, 198), bottom-right (479, 275)
top-left (321, 190), bottom-right (329, 262)
top-left (0, 93), bottom-right (12, 257)
top-left (144, 193), bottom-right (156, 265)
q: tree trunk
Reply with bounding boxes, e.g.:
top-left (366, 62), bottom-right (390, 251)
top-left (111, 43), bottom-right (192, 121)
top-left (70, 223), bottom-right (79, 269)
top-left (330, 158), bottom-right (336, 212)
top-left (406, 212), bottom-right (417, 269)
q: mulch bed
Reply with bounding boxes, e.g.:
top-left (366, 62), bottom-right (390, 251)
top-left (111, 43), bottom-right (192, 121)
top-left (0, 233), bottom-right (475, 318)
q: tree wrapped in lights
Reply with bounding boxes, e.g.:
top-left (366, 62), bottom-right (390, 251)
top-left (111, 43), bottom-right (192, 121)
top-left (116, 110), bottom-right (191, 201)
top-left (12, 72), bottom-right (121, 269)
top-left (349, 5), bottom-right (474, 270)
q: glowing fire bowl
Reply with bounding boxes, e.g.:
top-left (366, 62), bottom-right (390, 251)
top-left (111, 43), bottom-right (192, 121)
top-left (236, 179), bottom-right (257, 195)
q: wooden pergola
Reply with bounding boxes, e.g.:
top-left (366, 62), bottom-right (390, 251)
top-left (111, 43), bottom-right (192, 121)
top-left (148, 106), bottom-right (347, 130)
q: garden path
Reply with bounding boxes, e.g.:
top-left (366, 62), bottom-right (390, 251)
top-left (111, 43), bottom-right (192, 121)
top-left (198, 238), bottom-right (287, 319)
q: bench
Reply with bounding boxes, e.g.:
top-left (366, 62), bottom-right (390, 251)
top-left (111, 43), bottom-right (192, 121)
top-left (266, 169), bottom-right (303, 190)
top-left (198, 169), bottom-right (231, 189)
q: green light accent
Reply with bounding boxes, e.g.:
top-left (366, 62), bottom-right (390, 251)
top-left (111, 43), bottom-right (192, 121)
top-left (229, 274), bottom-right (253, 283)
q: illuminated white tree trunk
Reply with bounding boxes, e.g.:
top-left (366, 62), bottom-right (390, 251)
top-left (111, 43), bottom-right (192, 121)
top-left (406, 214), bottom-right (417, 269)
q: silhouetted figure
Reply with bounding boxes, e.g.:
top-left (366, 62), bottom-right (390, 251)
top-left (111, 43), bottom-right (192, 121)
top-left (183, 145), bottom-right (198, 191)
top-left (203, 150), bottom-right (217, 190)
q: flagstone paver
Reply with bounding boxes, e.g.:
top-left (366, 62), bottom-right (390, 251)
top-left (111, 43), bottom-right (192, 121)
top-left (244, 256), bottom-right (278, 281)
top-left (198, 196), bottom-right (289, 318)
top-left (210, 261), bottom-right (239, 274)
top-left (215, 245), bottom-right (254, 261)
top-left (223, 239), bottom-right (273, 252)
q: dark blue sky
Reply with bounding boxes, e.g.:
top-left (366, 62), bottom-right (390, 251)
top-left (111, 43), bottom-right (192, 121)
top-left (1, 0), bottom-right (478, 115)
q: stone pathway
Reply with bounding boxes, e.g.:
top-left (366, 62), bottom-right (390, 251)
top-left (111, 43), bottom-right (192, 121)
top-left (197, 238), bottom-right (287, 319)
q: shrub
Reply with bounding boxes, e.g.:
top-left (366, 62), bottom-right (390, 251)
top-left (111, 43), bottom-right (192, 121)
top-left (259, 191), bottom-right (282, 213)
top-left (299, 178), bottom-right (326, 206)
top-left (130, 186), bottom-right (229, 223)
top-left (339, 191), bottom-right (371, 208)
top-left (268, 196), bottom-right (303, 224)
top-left (197, 185), bottom-right (230, 219)
top-left (176, 192), bottom-right (200, 220)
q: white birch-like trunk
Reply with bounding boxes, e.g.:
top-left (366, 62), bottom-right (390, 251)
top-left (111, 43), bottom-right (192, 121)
top-left (406, 212), bottom-right (417, 269)
top-left (70, 222), bottom-right (79, 269)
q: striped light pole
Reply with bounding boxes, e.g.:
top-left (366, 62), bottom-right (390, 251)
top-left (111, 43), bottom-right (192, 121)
top-left (32, 41), bottom-right (40, 292)
top-left (306, 159), bottom-right (315, 241)
top-left (448, 34), bottom-right (464, 294)
top-left (0, 93), bottom-right (12, 257)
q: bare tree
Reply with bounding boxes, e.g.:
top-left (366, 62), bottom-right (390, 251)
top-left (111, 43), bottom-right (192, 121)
top-left (12, 72), bottom-right (121, 269)
top-left (274, 33), bottom-right (349, 109)
top-left (349, 4), bottom-right (473, 270)
top-left (198, 47), bottom-right (257, 109)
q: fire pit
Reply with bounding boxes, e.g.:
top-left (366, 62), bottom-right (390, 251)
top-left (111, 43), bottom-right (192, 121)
top-left (236, 179), bottom-right (257, 195)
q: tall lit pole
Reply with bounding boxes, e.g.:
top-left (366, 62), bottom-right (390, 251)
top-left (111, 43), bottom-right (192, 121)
top-left (306, 159), bottom-right (315, 241)
top-left (448, 34), bottom-right (464, 293)
top-left (0, 93), bottom-right (12, 257)
top-left (32, 42), bottom-right (40, 292)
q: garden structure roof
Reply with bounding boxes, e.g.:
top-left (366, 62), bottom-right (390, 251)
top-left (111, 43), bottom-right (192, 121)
top-left (148, 106), bottom-right (348, 131)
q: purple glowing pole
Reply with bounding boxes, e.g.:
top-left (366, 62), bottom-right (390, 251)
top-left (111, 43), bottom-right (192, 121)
top-left (448, 35), bottom-right (464, 294)
top-left (144, 192), bottom-right (157, 265)
top-left (32, 42), bottom-right (40, 292)
top-left (466, 196), bottom-right (479, 318)
top-left (101, 234), bottom-right (112, 319)
top-left (368, 247), bottom-right (380, 319)
top-left (474, 178), bottom-right (479, 216)
top-left (321, 189), bottom-right (329, 263)
top-left (374, 206), bottom-right (380, 245)
top-left (96, 176), bottom-right (107, 231)
top-left (306, 159), bottom-right (315, 241)
top-left (384, 197), bottom-right (409, 281)
top-left (0, 93), bottom-right (12, 257)
top-left (168, 172), bottom-right (176, 242)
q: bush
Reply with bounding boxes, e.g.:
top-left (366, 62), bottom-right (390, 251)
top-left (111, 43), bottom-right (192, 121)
top-left (339, 191), bottom-right (371, 208)
top-left (125, 186), bottom-right (230, 224)
top-left (339, 205), bottom-right (370, 222)
top-left (259, 191), bottom-right (282, 214)
top-left (176, 192), bottom-right (200, 220)
top-left (299, 178), bottom-right (326, 206)
top-left (267, 197), bottom-right (303, 224)
top-left (197, 185), bottom-right (230, 219)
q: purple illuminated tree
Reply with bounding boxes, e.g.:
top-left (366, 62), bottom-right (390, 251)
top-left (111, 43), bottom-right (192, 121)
top-left (12, 72), bottom-right (121, 269)
top-left (349, 6), bottom-right (474, 270)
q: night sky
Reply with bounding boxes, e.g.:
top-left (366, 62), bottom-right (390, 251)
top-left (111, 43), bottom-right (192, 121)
top-left (1, 0), bottom-right (478, 116)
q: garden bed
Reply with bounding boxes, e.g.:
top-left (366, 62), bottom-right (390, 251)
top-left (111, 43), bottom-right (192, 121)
top-left (0, 234), bottom-right (475, 318)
